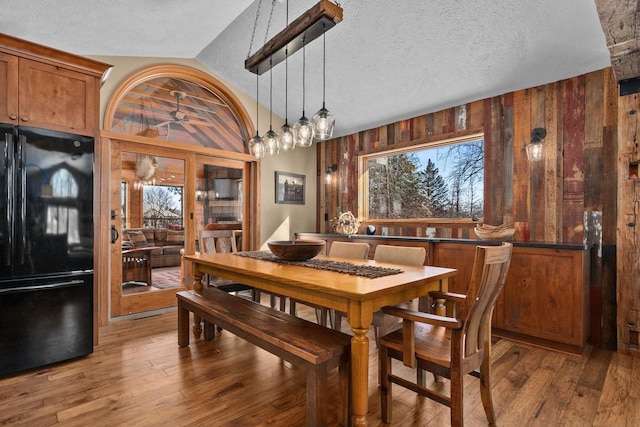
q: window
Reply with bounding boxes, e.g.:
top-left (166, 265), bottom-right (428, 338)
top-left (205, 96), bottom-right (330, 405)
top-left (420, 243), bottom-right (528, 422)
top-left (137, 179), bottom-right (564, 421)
top-left (363, 136), bottom-right (484, 220)
top-left (142, 185), bottom-right (183, 228)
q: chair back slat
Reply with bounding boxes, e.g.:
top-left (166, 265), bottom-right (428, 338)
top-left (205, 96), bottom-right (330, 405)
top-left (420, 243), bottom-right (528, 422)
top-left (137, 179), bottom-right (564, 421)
top-left (463, 242), bottom-right (512, 357)
top-left (199, 229), bottom-right (237, 255)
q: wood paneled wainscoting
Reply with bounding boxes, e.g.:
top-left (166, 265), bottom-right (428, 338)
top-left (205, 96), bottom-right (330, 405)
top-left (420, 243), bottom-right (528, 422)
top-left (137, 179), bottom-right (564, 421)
top-left (297, 233), bottom-right (592, 354)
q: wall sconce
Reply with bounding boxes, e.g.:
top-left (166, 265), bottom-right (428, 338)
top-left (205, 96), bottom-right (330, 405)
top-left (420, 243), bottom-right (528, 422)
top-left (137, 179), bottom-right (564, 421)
top-left (526, 128), bottom-right (546, 161)
top-left (195, 188), bottom-right (204, 202)
top-left (325, 164), bottom-right (337, 184)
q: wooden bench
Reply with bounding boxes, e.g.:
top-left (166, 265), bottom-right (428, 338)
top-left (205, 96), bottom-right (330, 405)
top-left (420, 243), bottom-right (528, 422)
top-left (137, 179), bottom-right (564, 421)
top-left (177, 287), bottom-right (351, 427)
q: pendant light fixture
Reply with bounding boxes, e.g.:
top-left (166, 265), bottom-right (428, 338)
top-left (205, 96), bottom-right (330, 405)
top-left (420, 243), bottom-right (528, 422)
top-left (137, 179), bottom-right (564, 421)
top-left (249, 73), bottom-right (266, 158)
top-left (263, 57), bottom-right (279, 155)
top-left (278, 2), bottom-right (295, 151)
top-left (293, 39), bottom-right (315, 147)
top-left (312, 24), bottom-right (335, 141)
top-left (246, 0), bottom-right (343, 153)
top-left (277, 48), bottom-right (295, 151)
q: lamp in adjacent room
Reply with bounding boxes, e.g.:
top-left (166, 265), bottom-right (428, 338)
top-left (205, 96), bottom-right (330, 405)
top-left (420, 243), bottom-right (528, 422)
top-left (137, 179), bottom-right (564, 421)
top-left (525, 127), bottom-right (546, 161)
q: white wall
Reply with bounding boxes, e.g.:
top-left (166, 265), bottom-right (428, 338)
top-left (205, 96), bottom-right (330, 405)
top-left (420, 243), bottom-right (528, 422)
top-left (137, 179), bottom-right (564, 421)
top-left (257, 147), bottom-right (317, 249)
top-left (93, 56), bottom-right (317, 249)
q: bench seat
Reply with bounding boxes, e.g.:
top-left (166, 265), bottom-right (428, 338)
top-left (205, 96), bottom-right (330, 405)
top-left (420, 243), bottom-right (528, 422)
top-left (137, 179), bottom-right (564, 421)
top-left (177, 288), bottom-right (351, 426)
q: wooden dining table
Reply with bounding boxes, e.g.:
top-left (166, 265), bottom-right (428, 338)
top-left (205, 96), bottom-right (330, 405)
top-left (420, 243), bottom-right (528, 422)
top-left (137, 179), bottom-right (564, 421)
top-left (184, 252), bottom-right (456, 427)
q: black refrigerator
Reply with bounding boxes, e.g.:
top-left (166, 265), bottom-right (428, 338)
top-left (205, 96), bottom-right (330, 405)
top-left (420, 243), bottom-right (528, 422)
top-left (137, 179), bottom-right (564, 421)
top-left (0, 124), bottom-right (94, 377)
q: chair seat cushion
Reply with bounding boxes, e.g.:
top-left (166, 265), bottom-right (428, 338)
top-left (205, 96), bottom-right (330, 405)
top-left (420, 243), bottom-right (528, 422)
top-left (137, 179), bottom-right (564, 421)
top-left (380, 322), bottom-right (452, 367)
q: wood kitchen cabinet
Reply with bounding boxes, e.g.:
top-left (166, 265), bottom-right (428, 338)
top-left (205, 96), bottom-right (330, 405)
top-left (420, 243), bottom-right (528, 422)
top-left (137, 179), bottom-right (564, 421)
top-left (432, 242), bottom-right (591, 353)
top-left (297, 233), bottom-right (591, 353)
top-left (0, 51), bottom-right (19, 125)
top-left (0, 33), bottom-right (109, 136)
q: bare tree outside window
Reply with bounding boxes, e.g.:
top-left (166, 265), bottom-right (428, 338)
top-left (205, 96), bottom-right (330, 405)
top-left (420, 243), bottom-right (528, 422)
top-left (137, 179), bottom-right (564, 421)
top-left (142, 185), bottom-right (183, 227)
top-left (365, 138), bottom-right (484, 220)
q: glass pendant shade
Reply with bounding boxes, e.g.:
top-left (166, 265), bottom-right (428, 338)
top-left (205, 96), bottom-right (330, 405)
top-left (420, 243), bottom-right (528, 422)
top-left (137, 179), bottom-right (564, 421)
top-left (293, 114), bottom-right (314, 147)
top-left (278, 122), bottom-right (295, 151)
top-left (249, 133), bottom-right (266, 159)
top-left (312, 104), bottom-right (335, 141)
top-left (263, 128), bottom-right (279, 155)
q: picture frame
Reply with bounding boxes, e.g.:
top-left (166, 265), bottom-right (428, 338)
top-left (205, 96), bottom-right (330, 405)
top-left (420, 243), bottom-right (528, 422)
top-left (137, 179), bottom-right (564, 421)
top-left (275, 171), bottom-right (305, 205)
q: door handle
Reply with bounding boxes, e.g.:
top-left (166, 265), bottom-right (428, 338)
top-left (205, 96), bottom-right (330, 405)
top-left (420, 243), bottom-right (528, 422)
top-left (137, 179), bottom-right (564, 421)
top-left (111, 226), bottom-right (119, 244)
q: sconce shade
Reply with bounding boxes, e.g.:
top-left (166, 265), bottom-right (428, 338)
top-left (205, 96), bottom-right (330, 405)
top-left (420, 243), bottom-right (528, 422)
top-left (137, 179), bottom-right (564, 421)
top-left (526, 127), bottom-right (546, 161)
top-left (526, 140), bottom-right (543, 161)
top-left (325, 163), bottom-right (337, 184)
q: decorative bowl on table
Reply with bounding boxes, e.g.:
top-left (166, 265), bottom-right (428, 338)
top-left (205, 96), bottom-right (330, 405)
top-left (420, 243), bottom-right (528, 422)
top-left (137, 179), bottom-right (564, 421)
top-left (267, 240), bottom-right (325, 261)
top-left (474, 223), bottom-right (515, 241)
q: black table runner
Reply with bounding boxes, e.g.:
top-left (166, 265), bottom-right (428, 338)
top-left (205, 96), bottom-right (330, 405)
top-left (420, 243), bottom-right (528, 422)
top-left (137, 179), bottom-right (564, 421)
top-left (235, 251), bottom-right (403, 279)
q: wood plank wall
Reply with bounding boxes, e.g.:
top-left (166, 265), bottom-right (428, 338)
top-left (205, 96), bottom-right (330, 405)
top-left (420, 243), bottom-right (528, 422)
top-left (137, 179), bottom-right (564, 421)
top-left (617, 92), bottom-right (640, 354)
top-left (317, 67), bottom-right (619, 348)
top-left (318, 68), bottom-right (616, 245)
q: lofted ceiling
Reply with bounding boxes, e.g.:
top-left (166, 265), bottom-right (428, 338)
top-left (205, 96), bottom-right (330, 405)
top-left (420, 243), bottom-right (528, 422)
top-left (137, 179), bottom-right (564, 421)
top-left (0, 0), bottom-right (617, 139)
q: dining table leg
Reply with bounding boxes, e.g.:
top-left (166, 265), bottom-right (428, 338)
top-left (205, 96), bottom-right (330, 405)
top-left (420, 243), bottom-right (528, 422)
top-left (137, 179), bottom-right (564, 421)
top-left (350, 325), bottom-right (370, 427)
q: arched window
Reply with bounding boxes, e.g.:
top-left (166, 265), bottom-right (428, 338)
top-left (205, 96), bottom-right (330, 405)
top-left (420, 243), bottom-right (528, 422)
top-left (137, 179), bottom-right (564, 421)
top-left (106, 66), bottom-right (253, 153)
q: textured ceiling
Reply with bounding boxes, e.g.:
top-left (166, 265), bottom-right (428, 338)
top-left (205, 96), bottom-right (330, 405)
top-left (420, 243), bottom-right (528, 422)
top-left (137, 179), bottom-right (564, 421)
top-left (0, 0), bottom-right (611, 138)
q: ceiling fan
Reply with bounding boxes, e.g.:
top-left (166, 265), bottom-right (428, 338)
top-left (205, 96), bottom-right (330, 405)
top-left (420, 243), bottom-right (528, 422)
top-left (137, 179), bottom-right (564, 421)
top-left (168, 90), bottom-right (189, 124)
top-left (153, 90), bottom-right (190, 129)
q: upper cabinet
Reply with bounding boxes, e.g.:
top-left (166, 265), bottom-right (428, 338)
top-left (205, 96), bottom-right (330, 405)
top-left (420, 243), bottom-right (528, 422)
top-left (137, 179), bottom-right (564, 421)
top-left (0, 52), bottom-right (19, 124)
top-left (0, 33), bottom-right (111, 136)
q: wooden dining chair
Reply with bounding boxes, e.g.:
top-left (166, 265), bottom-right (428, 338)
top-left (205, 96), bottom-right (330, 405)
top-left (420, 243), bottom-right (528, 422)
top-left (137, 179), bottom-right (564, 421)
top-left (372, 245), bottom-right (427, 343)
top-left (378, 242), bottom-right (513, 426)
top-left (328, 241), bottom-right (370, 259)
top-left (198, 229), bottom-right (257, 300)
top-left (290, 241), bottom-right (370, 326)
top-left (333, 244), bottom-right (426, 344)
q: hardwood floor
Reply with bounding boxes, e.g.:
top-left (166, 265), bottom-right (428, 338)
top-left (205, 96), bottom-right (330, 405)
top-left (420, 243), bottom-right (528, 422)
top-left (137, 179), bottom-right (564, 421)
top-left (1, 298), bottom-right (639, 426)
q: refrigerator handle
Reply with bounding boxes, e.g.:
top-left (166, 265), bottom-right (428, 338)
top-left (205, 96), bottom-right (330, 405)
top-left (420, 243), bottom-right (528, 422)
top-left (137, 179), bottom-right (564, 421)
top-left (17, 134), bottom-right (26, 265)
top-left (3, 131), bottom-right (14, 267)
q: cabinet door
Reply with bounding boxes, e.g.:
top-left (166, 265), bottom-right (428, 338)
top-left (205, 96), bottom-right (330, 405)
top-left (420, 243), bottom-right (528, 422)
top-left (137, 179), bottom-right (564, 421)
top-left (0, 52), bottom-right (19, 125)
top-left (18, 58), bottom-right (96, 135)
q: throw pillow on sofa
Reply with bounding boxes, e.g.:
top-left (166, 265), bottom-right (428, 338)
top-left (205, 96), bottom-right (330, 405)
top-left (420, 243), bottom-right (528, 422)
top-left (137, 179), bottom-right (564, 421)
top-left (127, 230), bottom-right (149, 248)
top-left (166, 229), bottom-right (184, 246)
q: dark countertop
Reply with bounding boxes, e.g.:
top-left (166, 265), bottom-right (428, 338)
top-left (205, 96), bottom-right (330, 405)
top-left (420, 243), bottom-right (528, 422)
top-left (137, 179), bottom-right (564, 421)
top-left (295, 232), bottom-right (592, 251)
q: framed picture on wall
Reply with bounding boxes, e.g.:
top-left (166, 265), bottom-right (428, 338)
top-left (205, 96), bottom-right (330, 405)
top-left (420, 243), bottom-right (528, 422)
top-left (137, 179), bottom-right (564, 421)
top-left (275, 171), bottom-right (305, 205)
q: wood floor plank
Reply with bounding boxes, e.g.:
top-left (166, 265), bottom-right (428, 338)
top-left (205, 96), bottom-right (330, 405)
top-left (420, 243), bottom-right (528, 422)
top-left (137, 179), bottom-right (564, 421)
top-left (1, 304), bottom-right (639, 426)
top-left (593, 352), bottom-right (633, 426)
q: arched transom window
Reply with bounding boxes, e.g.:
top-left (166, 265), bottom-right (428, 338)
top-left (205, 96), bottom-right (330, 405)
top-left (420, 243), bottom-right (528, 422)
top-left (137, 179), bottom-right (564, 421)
top-left (110, 75), bottom-right (248, 153)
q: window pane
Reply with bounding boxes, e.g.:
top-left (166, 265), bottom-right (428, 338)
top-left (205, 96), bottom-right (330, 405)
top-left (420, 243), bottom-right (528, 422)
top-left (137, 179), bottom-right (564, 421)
top-left (142, 185), bottom-right (183, 228)
top-left (366, 139), bottom-right (484, 219)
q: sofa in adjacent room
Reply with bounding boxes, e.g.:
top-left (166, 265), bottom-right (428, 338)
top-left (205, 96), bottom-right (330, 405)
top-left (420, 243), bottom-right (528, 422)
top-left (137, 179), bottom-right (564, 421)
top-left (121, 227), bottom-right (184, 268)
